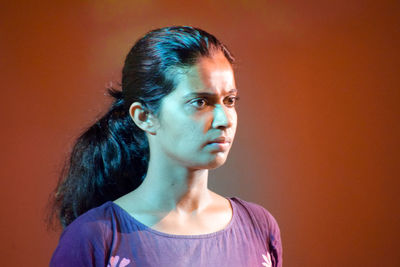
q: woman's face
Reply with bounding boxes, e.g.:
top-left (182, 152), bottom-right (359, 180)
top-left (151, 51), bottom-right (238, 170)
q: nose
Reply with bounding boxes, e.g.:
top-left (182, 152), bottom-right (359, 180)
top-left (212, 104), bottom-right (234, 129)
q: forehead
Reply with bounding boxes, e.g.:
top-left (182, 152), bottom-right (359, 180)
top-left (173, 53), bottom-right (236, 97)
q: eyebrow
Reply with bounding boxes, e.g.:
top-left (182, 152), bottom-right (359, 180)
top-left (183, 89), bottom-right (238, 98)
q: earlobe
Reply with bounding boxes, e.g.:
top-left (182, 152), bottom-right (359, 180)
top-left (129, 102), bottom-right (157, 135)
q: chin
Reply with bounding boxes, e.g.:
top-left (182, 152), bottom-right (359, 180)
top-left (205, 154), bottom-right (228, 170)
top-left (185, 151), bottom-right (230, 170)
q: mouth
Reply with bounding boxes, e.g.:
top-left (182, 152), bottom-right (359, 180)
top-left (205, 137), bottom-right (232, 151)
top-left (207, 136), bottom-right (232, 144)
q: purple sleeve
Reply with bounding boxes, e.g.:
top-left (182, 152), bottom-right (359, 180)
top-left (267, 211), bottom-right (283, 267)
top-left (50, 220), bottom-right (108, 267)
top-left (233, 197), bottom-right (283, 267)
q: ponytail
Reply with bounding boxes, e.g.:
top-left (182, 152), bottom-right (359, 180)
top-left (54, 89), bottom-right (149, 227)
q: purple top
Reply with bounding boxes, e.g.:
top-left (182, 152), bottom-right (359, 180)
top-left (50, 197), bottom-right (282, 267)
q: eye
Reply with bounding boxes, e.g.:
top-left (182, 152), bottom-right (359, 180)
top-left (190, 98), bottom-right (208, 109)
top-left (224, 95), bottom-right (240, 107)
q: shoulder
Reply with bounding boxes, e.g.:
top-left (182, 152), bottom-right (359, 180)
top-left (61, 201), bottom-right (117, 238)
top-left (230, 197), bottom-right (279, 228)
top-left (230, 197), bottom-right (282, 245)
top-left (50, 202), bottom-right (119, 266)
top-left (230, 197), bottom-right (283, 267)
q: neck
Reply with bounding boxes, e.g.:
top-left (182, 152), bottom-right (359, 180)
top-left (133, 155), bottom-right (212, 214)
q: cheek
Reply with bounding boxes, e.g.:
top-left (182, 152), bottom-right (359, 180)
top-left (179, 122), bottom-right (205, 149)
top-left (232, 110), bottom-right (238, 124)
top-left (160, 115), bottom-right (204, 151)
top-left (229, 110), bottom-right (238, 134)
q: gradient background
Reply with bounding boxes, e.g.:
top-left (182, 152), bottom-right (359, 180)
top-left (1, 0), bottom-right (399, 266)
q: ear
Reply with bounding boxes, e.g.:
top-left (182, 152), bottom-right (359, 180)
top-left (129, 102), bottom-right (158, 135)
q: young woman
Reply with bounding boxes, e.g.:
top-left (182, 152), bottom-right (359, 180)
top-left (50, 26), bottom-right (282, 267)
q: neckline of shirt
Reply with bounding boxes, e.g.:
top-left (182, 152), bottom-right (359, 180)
top-left (108, 197), bottom-right (237, 239)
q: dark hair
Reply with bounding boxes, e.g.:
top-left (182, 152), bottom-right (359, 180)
top-left (50, 26), bottom-right (235, 228)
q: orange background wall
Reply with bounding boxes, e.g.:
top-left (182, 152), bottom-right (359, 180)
top-left (1, 1), bottom-right (399, 266)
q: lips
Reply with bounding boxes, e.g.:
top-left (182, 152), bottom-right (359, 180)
top-left (207, 136), bottom-right (232, 144)
top-left (205, 137), bottom-right (232, 152)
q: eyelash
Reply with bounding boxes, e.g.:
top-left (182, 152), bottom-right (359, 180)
top-left (225, 96), bottom-right (240, 107)
top-left (190, 96), bottom-right (240, 109)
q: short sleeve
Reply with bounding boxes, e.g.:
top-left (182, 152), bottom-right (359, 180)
top-left (266, 211), bottom-right (283, 267)
top-left (230, 197), bottom-right (283, 267)
top-left (50, 219), bottom-right (108, 266)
